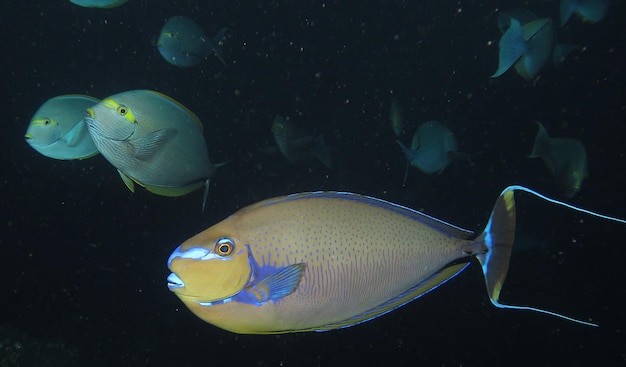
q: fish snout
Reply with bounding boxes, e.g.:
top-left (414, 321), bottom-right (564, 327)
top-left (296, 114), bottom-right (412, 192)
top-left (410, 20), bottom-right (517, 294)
top-left (167, 273), bottom-right (185, 290)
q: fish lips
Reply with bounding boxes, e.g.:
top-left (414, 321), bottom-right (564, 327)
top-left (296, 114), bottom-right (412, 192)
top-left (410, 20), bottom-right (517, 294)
top-left (167, 273), bottom-right (184, 290)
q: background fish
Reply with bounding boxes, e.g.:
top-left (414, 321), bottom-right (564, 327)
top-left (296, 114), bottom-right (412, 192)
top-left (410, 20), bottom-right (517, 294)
top-left (389, 97), bottom-right (404, 137)
top-left (157, 16), bottom-right (228, 67)
top-left (560, 0), bottom-right (609, 26)
top-left (271, 115), bottom-right (333, 169)
top-left (397, 120), bottom-right (459, 175)
top-left (167, 186), bottom-right (608, 334)
top-left (529, 121), bottom-right (588, 198)
top-left (25, 95), bottom-right (100, 160)
top-left (491, 18), bottom-right (555, 80)
top-left (68, 0), bottom-right (129, 8)
top-left (84, 90), bottom-right (218, 209)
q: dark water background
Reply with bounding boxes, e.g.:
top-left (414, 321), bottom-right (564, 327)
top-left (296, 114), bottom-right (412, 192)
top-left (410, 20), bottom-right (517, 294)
top-left (2, 0), bottom-right (625, 366)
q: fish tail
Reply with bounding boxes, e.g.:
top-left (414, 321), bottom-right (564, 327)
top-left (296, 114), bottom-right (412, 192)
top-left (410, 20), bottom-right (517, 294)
top-left (475, 185), bottom-right (619, 327)
top-left (474, 187), bottom-right (516, 311)
top-left (491, 18), bottom-right (525, 78)
top-left (528, 121), bottom-right (550, 158)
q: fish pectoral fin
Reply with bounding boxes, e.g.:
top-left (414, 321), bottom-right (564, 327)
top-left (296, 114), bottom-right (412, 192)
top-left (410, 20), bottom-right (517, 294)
top-left (118, 169), bottom-right (140, 192)
top-left (129, 128), bottom-right (178, 161)
top-left (62, 120), bottom-right (89, 147)
top-left (247, 263), bottom-right (306, 303)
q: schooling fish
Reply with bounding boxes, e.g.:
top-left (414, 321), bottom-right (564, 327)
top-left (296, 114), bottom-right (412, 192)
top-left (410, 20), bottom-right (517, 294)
top-left (84, 90), bottom-right (218, 210)
top-left (397, 120), bottom-right (459, 175)
top-left (529, 121), bottom-right (588, 198)
top-left (25, 95), bottom-right (100, 160)
top-left (167, 186), bottom-right (624, 334)
top-left (157, 16), bottom-right (228, 67)
top-left (389, 97), bottom-right (404, 137)
top-left (68, 0), bottom-right (129, 8)
top-left (491, 18), bottom-right (555, 81)
top-left (271, 115), bottom-right (333, 169)
top-left (560, 0), bottom-right (609, 26)
top-left (496, 8), bottom-right (538, 33)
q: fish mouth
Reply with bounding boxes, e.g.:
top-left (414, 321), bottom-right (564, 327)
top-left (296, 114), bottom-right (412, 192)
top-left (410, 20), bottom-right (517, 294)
top-left (167, 273), bottom-right (184, 290)
top-left (167, 273), bottom-right (231, 305)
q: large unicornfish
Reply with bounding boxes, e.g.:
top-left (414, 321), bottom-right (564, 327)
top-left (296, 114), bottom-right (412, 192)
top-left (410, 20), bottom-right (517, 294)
top-left (167, 186), bottom-right (625, 334)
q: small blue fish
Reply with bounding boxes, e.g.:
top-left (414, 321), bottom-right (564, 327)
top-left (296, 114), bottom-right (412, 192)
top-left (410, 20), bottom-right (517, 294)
top-left (167, 185), bottom-right (625, 334)
top-left (560, 0), bottom-right (609, 26)
top-left (157, 16), bottom-right (228, 67)
top-left (271, 115), bottom-right (333, 169)
top-left (68, 0), bottom-right (128, 8)
top-left (25, 95), bottom-right (100, 160)
top-left (529, 121), bottom-right (588, 198)
top-left (397, 120), bottom-right (459, 175)
top-left (492, 18), bottom-right (555, 80)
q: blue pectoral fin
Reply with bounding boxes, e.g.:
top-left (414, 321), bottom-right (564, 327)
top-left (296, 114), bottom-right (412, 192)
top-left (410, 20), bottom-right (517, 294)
top-left (63, 120), bottom-right (89, 147)
top-left (245, 263), bottom-right (306, 304)
top-left (491, 18), bottom-right (526, 78)
top-left (129, 128), bottom-right (178, 161)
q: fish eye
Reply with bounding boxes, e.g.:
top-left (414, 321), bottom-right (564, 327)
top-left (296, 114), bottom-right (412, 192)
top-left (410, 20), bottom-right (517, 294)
top-left (214, 238), bottom-right (235, 256)
top-left (116, 105), bottom-right (129, 116)
top-left (43, 119), bottom-right (51, 125)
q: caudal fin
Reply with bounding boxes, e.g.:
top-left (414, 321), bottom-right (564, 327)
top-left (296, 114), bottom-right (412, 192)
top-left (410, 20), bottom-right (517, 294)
top-left (474, 186), bottom-right (618, 327)
top-left (474, 187), bottom-right (516, 308)
top-left (491, 18), bottom-right (526, 78)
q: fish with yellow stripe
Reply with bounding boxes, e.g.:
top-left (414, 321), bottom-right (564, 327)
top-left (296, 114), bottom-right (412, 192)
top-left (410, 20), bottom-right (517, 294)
top-left (84, 90), bottom-right (219, 211)
top-left (167, 186), bottom-right (625, 334)
top-left (26, 95), bottom-right (100, 160)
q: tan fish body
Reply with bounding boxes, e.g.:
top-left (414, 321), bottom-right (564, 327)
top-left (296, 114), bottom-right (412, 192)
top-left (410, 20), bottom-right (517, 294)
top-left (168, 185), bottom-right (614, 334)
